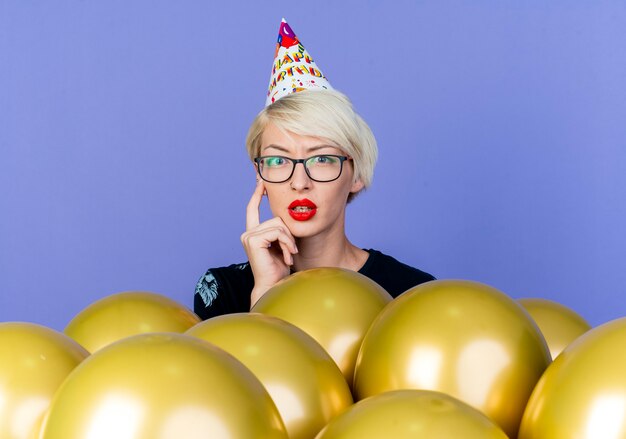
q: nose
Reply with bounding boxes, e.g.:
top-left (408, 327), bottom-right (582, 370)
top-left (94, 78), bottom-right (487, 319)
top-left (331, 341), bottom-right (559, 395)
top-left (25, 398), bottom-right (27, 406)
top-left (290, 161), bottom-right (311, 191)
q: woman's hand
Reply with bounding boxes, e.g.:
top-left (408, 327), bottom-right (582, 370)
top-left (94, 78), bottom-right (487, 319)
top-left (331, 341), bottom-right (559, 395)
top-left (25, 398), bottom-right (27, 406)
top-left (241, 179), bottom-right (298, 307)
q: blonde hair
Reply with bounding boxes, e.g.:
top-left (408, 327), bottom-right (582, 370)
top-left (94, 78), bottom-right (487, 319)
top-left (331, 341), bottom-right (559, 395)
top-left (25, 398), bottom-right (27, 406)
top-left (246, 89), bottom-right (377, 201)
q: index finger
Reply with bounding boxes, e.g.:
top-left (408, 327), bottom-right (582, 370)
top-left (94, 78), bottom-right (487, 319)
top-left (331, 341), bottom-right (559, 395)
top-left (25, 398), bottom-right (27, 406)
top-left (246, 179), bottom-right (265, 230)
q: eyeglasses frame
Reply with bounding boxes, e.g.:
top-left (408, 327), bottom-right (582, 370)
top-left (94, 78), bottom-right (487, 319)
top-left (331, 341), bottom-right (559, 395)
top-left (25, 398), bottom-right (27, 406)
top-left (254, 154), bottom-right (351, 183)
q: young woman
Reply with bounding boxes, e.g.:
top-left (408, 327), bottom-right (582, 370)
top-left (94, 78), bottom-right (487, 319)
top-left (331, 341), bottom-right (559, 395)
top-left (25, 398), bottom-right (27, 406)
top-left (194, 89), bottom-right (434, 320)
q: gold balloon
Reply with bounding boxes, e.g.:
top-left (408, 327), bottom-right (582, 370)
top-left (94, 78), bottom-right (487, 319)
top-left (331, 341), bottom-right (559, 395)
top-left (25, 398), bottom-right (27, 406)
top-left (64, 291), bottom-right (200, 353)
top-left (0, 322), bottom-right (89, 439)
top-left (186, 313), bottom-right (353, 439)
top-left (353, 279), bottom-right (551, 438)
top-left (518, 297), bottom-right (591, 359)
top-left (29, 410), bottom-right (48, 439)
top-left (315, 390), bottom-right (509, 439)
top-left (251, 268), bottom-right (392, 388)
top-left (519, 317), bottom-right (626, 439)
top-left (40, 333), bottom-right (287, 439)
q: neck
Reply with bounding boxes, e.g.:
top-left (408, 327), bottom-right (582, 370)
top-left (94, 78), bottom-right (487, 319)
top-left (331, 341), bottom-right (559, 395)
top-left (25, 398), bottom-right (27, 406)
top-left (292, 225), bottom-right (368, 273)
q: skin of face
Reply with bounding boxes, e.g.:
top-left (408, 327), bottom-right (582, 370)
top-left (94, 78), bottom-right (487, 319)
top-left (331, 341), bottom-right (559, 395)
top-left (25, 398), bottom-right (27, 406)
top-left (258, 122), bottom-right (364, 240)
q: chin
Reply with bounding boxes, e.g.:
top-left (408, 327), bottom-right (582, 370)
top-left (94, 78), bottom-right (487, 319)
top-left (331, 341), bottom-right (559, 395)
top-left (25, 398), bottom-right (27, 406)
top-left (283, 216), bottom-right (320, 238)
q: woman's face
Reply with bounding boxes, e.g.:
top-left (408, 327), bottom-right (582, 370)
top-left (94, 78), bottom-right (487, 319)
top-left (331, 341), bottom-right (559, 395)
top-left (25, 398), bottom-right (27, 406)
top-left (258, 122), bottom-right (364, 239)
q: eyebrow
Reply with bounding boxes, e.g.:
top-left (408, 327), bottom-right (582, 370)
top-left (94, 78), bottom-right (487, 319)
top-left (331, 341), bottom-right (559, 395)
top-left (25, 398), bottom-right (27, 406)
top-left (262, 144), bottom-right (339, 154)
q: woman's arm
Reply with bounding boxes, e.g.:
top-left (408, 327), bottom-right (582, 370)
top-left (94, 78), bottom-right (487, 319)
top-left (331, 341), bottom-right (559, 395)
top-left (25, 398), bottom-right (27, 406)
top-left (193, 263), bottom-right (255, 319)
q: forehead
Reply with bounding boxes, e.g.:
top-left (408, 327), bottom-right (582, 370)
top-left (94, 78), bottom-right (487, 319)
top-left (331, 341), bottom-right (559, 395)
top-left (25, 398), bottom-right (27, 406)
top-left (260, 123), bottom-right (344, 155)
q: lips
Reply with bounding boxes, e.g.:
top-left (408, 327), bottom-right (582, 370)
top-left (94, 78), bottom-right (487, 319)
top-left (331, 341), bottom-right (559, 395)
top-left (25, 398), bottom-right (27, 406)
top-left (288, 198), bottom-right (317, 221)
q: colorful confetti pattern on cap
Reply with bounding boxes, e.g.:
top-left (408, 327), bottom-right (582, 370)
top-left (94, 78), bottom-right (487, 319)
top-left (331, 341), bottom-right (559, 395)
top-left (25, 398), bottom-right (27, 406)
top-left (266, 18), bottom-right (332, 106)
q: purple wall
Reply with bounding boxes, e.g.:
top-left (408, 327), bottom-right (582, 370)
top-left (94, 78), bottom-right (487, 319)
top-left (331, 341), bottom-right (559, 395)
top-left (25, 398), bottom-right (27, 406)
top-left (1, 1), bottom-right (625, 330)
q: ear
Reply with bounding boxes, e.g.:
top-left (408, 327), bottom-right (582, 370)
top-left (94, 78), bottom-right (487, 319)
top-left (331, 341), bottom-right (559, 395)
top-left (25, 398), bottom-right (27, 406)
top-left (350, 178), bottom-right (365, 194)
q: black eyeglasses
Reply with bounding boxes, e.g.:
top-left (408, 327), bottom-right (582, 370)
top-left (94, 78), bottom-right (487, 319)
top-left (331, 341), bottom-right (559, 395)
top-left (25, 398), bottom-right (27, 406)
top-left (254, 155), bottom-right (351, 183)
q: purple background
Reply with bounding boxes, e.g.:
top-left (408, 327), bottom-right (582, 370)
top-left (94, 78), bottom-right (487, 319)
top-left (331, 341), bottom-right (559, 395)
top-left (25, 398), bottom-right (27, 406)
top-left (1, 1), bottom-right (625, 330)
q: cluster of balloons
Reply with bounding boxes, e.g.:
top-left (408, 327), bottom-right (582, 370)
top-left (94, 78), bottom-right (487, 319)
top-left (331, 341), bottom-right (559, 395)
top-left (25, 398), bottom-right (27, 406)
top-left (1, 268), bottom-right (624, 438)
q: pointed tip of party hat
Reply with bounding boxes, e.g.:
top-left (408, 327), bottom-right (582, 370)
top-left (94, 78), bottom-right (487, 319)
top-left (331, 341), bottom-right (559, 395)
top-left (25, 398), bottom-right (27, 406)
top-left (265, 18), bottom-right (333, 107)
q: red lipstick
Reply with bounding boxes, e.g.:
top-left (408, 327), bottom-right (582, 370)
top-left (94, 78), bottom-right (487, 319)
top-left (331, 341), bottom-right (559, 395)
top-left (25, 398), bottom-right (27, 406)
top-left (288, 198), bottom-right (317, 221)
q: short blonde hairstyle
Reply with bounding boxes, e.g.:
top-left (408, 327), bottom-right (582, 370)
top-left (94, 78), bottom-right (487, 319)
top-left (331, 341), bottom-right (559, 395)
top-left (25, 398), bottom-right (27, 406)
top-left (246, 90), bottom-right (377, 201)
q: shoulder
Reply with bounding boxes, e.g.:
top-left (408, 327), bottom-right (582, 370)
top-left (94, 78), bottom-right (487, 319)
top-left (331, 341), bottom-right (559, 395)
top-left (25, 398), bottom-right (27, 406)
top-left (359, 249), bottom-right (435, 298)
top-left (194, 262), bottom-right (253, 320)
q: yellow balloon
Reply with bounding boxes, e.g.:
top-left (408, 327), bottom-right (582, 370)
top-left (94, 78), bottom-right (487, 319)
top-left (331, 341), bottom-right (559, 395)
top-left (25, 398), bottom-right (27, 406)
top-left (353, 279), bottom-right (551, 438)
top-left (518, 297), bottom-right (591, 359)
top-left (315, 390), bottom-right (509, 439)
top-left (40, 333), bottom-right (287, 439)
top-left (519, 317), bottom-right (626, 439)
top-left (186, 313), bottom-right (353, 439)
top-left (0, 322), bottom-right (89, 439)
top-left (29, 410), bottom-right (48, 439)
top-left (64, 291), bottom-right (200, 353)
top-left (251, 268), bottom-right (392, 388)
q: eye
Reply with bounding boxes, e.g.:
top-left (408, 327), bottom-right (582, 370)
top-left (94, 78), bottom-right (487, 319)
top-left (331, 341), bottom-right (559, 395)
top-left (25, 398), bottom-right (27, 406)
top-left (310, 155), bottom-right (338, 165)
top-left (264, 156), bottom-right (287, 167)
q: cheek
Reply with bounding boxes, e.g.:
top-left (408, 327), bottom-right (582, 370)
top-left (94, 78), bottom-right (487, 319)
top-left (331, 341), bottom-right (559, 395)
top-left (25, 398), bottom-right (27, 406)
top-left (268, 200), bottom-right (281, 217)
top-left (322, 186), bottom-right (351, 215)
top-left (336, 179), bottom-right (356, 202)
top-left (265, 189), bottom-right (286, 217)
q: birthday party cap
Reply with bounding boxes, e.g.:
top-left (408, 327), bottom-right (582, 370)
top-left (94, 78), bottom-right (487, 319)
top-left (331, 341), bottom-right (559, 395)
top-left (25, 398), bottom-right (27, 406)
top-left (266, 18), bottom-right (333, 106)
